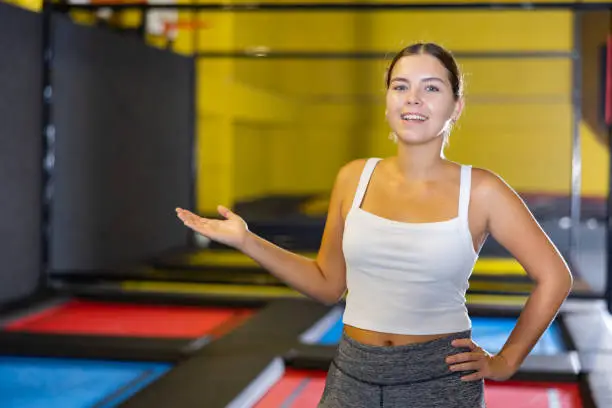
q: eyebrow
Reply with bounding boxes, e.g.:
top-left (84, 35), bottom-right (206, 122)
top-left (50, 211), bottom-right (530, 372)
top-left (390, 76), bottom-right (446, 84)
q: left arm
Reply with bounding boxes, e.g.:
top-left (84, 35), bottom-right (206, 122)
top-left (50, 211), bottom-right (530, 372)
top-left (483, 173), bottom-right (573, 373)
top-left (447, 171), bottom-right (573, 381)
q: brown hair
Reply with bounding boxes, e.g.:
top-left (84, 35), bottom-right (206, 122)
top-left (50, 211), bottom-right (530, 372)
top-left (385, 42), bottom-right (463, 100)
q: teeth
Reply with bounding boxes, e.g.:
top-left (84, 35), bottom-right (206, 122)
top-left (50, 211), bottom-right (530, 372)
top-left (402, 114), bottom-right (427, 121)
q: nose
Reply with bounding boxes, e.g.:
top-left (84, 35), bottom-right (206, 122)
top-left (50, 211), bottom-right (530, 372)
top-left (405, 89), bottom-right (422, 105)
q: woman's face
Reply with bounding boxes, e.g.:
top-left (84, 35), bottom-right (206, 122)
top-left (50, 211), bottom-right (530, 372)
top-left (385, 54), bottom-right (462, 145)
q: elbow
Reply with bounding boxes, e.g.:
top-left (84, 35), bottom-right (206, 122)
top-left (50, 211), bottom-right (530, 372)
top-left (318, 287), bottom-right (346, 306)
top-left (537, 268), bottom-right (574, 297)
top-left (567, 269), bottom-right (574, 286)
top-left (318, 298), bottom-right (339, 307)
top-left (312, 262), bottom-right (346, 306)
top-left (563, 270), bottom-right (574, 294)
top-left (558, 267), bottom-right (574, 293)
top-left (321, 296), bottom-right (343, 307)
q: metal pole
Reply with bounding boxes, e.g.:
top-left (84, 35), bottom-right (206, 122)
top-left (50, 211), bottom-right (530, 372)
top-left (608, 124), bottom-right (612, 313)
top-left (41, 0), bottom-right (55, 286)
top-left (189, 4), bottom-right (199, 247)
top-left (606, 35), bottom-right (612, 313)
top-left (569, 12), bottom-right (582, 279)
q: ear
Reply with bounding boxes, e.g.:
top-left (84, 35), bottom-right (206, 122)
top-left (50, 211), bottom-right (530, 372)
top-left (452, 97), bottom-right (464, 122)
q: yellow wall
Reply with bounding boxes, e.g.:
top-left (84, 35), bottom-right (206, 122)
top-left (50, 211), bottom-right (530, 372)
top-left (233, 120), bottom-right (272, 199)
top-left (177, 5), bottom-right (610, 213)
top-left (5, 0), bottom-right (608, 212)
top-left (187, 6), bottom-right (610, 215)
top-left (361, 11), bottom-right (577, 196)
top-left (230, 12), bottom-right (362, 202)
top-left (178, 10), bottom-right (365, 211)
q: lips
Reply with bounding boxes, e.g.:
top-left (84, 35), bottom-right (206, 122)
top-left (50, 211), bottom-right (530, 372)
top-left (401, 112), bottom-right (428, 122)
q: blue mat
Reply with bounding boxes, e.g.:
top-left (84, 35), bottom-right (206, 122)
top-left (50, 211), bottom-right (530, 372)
top-left (0, 356), bottom-right (172, 408)
top-left (314, 315), bottom-right (566, 355)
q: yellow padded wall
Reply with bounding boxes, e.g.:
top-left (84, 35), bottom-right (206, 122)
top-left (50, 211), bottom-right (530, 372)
top-left (360, 10), bottom-right (575, 196)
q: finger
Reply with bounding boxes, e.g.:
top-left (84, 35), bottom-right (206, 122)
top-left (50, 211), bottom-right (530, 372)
top-left (451, 339), bottom-right (476, 350)
top-left (176, 209), bottom-right (199, 224)
top-left (177, 211), bottom-right (213, 230)
top-left (177, 213), bottom-right (199, 224)
top-left (446, 352), bottom-right (482, 364)
top-left (176, 208), bottom-right (208, 224)
top-left (217, 205), bottom-right (239, 221)
top-left (460, 372), bottom-right (484, 382)
top-left (449, 362), bottom-right (483, 372)
top-left (176, 207), bottom-right (196, 217)
top-left (184, 220), bottom-right (216, 237)
top-left (180, 216), bottom-right (204, 230)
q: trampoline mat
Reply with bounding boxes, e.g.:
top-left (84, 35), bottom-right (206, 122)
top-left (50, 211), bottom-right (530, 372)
top-left (0, 355), bottom-right (171, 408)
top-left (3, 299), bottom-right (254, 338)
top-left (254, 368), bottom-right (583, 408)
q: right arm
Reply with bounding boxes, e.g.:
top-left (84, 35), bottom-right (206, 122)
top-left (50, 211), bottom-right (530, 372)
top-left (176, 160), bottom-right (363, 305)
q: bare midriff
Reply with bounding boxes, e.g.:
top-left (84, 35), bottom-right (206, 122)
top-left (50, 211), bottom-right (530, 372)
top-left (344, 324), bottom-right (458, 347)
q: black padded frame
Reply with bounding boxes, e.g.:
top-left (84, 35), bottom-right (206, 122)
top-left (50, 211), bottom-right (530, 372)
top-left (118, 298), bottom-right (331, 408)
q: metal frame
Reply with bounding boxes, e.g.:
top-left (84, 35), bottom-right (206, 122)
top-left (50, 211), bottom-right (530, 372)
top-left (186, 40), bottom-right (198, 249)
top-left (42, 1), bottom-right (612, 313)
top-left (608, 123), bottom-right (612, 313)
top-left (571, 11), bottom-right (583, 283)
top-left (41, 1), bottom-right (54, 293)
top-left (606, 36), bottom-right (612, 314)
top-left (50, 2), bottom-right (612, 11)
top-left (191, 50), bottom-right (577, 59)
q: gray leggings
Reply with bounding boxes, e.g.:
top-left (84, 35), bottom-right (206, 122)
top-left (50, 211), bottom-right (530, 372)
top-left (317, 330), bottom-right (486, 408)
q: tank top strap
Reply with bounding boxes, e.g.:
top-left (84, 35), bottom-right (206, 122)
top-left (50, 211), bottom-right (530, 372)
top-left (351, 158), bottom-right (382, 209)
top-left (458, 165), bottom-right (472, 221)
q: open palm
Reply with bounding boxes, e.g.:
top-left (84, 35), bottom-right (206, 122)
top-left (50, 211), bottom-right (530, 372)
top-left (175, 206), bottom-right (248, 249)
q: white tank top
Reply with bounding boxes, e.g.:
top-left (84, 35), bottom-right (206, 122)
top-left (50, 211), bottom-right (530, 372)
top-left (342, 158), bottom-right (479, 335)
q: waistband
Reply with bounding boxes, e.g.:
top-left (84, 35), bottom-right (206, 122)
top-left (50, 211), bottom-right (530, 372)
top-left (333, 330), bottom-right (473, 386)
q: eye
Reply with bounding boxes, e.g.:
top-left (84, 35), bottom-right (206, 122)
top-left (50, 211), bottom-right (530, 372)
top-left (393, 85), bottom-right (407, 91)
top-left (425, 85), bottom-right (440, 92)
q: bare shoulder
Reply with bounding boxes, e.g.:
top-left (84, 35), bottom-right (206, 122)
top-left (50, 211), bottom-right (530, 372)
top-left (468, 167), bottom-right (527, 217)
top-left (470, 167), bottom-right (517, 199)
top-left (336, 158), bottom-right (369, 183)
top-left (334, 158), bottom-right (371, 195)
top-left (333, 158), bottom-right (375, 216)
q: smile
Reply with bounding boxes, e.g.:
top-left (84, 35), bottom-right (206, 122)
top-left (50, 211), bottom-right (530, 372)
top-left (401, 113), bottom-right (428, 122)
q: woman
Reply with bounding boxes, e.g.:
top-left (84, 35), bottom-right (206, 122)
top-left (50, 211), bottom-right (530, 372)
top-left (176, 42), bottom-right (574, 407)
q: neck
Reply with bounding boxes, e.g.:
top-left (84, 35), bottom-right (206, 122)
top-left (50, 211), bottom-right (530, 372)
top-left (394, 140), bottom-right (446, 181)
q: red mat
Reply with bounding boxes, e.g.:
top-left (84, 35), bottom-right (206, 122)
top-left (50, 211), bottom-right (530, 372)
top-left (4, 300), bottom-right (254, 338)
top-left (254, 369), bottom-right (583, 408)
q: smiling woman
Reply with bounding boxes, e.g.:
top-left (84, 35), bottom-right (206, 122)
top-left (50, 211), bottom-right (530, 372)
top-left (176, 41), bottom-right (574, 408)
top-left (384, 42), bottom-right (464, 149)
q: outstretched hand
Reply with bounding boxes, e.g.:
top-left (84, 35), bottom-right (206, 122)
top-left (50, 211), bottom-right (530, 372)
top-left (175, 206), bottom-right (249, 250)
top-left (446, 338), bottom-right (516, 382)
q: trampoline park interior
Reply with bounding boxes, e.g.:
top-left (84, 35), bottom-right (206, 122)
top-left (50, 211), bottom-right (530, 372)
top-left (1, 0), bottom-right (612, 407)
